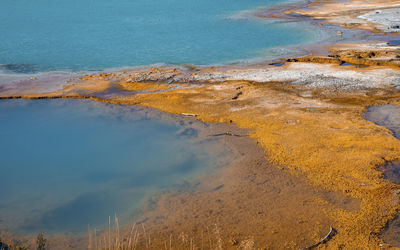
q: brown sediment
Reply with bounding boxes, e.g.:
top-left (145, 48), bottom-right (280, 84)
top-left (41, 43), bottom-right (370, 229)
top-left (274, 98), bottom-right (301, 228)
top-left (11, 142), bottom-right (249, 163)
top-left (125, 123), bottom-right (360, 249)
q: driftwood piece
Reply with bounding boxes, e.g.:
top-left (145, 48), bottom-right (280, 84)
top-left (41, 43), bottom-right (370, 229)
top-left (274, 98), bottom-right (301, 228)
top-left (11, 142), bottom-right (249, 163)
top-left (181, 113), bottom-right (198, 117)
top-left (232, 91), bottom-right (243, 100)
top-left (301, 227), bottom-right (335, 250)
top-left (211, 132), bottom-right (245, 137)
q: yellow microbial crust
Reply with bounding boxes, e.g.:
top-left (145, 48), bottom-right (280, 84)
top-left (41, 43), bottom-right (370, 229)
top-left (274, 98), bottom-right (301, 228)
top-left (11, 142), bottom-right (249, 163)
top-left (110, 80), bottom-right (400, 248)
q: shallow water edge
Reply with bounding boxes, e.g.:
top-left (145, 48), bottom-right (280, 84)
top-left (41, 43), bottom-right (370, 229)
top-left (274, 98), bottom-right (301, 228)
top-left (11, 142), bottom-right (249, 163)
top-left (0, 99), bottom-right (237, 236)
top-left (363, 104), bottom-right (400, 247)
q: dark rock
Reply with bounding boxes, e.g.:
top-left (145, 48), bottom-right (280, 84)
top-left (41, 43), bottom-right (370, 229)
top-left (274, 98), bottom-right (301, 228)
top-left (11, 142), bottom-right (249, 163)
top-left (177, 127), bottom-right (198, 138)
top-left (0, 242), bottom-right (9, 250)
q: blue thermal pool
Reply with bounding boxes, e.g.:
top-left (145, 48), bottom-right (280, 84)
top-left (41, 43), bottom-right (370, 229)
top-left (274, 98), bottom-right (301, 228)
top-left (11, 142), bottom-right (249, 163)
top-left (0, 99), bottom-right (231, 235)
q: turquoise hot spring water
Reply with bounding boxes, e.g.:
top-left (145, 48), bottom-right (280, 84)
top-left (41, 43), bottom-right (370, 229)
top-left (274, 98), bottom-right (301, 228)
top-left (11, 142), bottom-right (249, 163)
top-left (0, 0), bottom-right (316, 73)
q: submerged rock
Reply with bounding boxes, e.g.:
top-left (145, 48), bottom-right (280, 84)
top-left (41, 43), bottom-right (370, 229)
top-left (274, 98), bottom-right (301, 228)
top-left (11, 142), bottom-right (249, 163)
top-left (0, 242), bottom-right (9, 250)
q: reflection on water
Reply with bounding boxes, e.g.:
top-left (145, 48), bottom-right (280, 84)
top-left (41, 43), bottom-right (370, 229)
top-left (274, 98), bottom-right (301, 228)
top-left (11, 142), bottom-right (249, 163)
top-left (364, 104), bottom-right (400, 184)
top-left (389, 40), bottom-right (400, 46)
top-left (363, 105), bottom-right (400, 139)
top-left (0, 64), bottom-right (40, 74)
top-left (381, 215), bottom-right (400, 247)
top-left (0, 99), bottom-right (230, 235)
top-left (377, 161), bottom-right (400, 185)
top-left (364, 104), bottom-right (400, 246)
